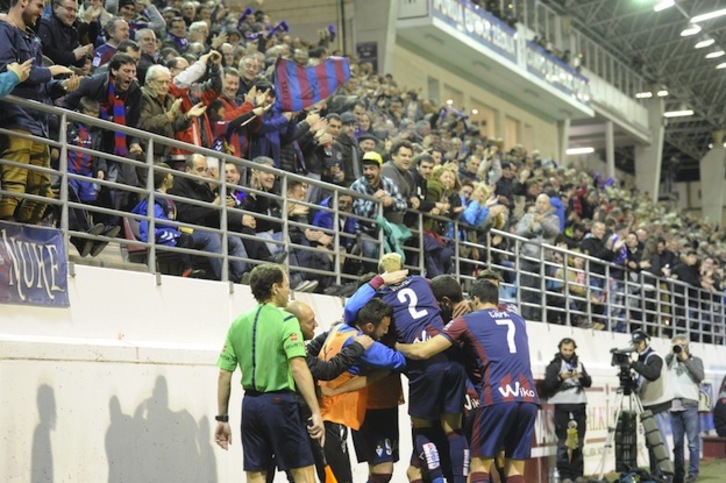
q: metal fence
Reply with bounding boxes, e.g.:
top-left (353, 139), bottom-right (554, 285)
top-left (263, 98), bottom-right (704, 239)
top-left (1, 94), bottom-right (723, 343)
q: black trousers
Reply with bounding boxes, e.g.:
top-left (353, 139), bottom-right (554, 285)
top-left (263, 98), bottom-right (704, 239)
top-left (554, 404), bottom-right (587, 480)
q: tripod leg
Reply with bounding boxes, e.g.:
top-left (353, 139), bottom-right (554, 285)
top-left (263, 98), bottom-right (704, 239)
top-left (597, 391), bottom-right (624, 481)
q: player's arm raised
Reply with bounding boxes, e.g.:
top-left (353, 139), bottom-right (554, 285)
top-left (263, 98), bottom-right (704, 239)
top-left (396, 334), bottom-right (452, 360)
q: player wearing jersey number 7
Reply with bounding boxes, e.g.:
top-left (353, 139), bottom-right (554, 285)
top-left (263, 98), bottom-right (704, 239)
top-left (396, 278), bottom-right (540, 483)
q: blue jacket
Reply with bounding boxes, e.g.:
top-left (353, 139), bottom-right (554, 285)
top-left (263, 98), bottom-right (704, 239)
top-left (0, 70), bottom-right (21, 99)
top-left (550, 195), bottom-right (566, 232)
top-left (333, 323), bottom-right (406, 375)
top-left (0, 22), bottom-right (66, 137)
top-left (131, 195), bottom-right (182, 246)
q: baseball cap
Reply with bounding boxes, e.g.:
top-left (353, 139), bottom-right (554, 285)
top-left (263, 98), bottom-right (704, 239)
top-left (361, 151), bottom-right (383, 166)
top-left (341, 112), bottom-right (357, 125)
top-left (358, 132), bottom-right (379, 144)
top-left (631, 329), bottom-right (649, 344)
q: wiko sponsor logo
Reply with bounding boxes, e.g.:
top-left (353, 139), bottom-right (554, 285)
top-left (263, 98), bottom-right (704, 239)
top-left (497, 382), bottom-right (536, 398)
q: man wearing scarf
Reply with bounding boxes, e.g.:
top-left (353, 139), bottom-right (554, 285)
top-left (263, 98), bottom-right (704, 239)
top-left (63, 53), bottom-right (142, 213)
top-left (162, 16), bottom-right (189, 54)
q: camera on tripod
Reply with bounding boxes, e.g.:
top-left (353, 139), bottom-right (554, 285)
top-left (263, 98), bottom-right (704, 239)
top-left (610, 346), bottom-right (633, 368)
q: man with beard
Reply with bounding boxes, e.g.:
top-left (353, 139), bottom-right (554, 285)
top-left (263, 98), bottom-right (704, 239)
top-left (63, 53), bottom-right (142, 215)
top-left (0, 0), bottom-right (79, 223)
top-left (349, 151), bottom-right (407, 262)
top-left (542, 338), bottom-right (591, 483)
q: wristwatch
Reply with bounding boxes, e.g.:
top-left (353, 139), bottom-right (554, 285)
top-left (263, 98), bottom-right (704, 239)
top-left (215, 414), bottom-right (229, 422)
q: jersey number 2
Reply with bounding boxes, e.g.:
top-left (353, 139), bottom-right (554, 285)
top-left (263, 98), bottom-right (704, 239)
top-left (495, 319), bottom-right (518, 354)
top-left (397, 288), bottom-right (429, 320)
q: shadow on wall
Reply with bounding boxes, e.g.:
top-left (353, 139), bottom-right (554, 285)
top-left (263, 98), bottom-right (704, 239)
top-left (32, 384), bottom-right (56, 483)
top-left (105, 375), bottom-right (217, 483)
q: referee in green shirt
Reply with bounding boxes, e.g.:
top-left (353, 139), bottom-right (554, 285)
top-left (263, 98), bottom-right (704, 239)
top-left (215, 263), bottom-right (325, 483)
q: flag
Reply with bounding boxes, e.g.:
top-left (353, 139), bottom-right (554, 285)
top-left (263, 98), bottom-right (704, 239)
top-left (274, 56), bottom-right (350, 112)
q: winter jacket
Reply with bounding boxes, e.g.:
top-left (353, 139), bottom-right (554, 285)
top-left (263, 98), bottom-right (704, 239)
top-left (0, 22), bottom-right (66, 137)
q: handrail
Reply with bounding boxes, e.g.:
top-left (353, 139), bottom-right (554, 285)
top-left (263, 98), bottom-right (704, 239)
top-left (0, 94), bottom-right (723, 344)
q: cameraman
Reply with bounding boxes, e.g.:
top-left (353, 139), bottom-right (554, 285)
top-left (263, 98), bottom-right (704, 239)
top-left (666, 335), bottom-right (704, 483)
top-left (628, 329), bottom-right (672, 478)
top-left (543, 338), bottom-right (592, 483)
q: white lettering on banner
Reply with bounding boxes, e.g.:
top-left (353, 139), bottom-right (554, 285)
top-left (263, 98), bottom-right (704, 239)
top-left (2, 228), bottom-right (64, 301)
top-left (497, 382), bottom-right (536, 398)
top-left (526, 45), bottom-right (591, 101)
top-left (432, 0), bottom-right (517, 60)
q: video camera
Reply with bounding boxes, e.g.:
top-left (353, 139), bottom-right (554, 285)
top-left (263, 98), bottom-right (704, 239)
top-left (610, 346), bottom-right (637, 395)
top-left (610, 346), bottom-right (633, 369)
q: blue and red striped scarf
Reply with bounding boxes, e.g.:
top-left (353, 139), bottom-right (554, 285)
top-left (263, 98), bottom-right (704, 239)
top-left (100, 77), bottom-right (128, 157)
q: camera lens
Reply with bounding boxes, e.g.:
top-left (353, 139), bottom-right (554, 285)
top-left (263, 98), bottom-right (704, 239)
top-left (673, 345), bottom-right (682, 354)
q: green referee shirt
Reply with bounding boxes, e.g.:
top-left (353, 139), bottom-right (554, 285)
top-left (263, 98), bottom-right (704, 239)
top-left (217, 303), bottom-right (307, 392)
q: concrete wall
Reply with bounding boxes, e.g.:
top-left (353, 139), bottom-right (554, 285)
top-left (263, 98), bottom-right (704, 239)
top-left (3, 265), bottom-right (726, 482)
top-left (392, 44), bottom-right (561, 159)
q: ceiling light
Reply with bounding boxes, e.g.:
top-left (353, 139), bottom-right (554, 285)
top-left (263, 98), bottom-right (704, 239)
top-left (654, 0), bottom-right (674, 12)
top-left (716, 62), bottom-right (726, 69)
top-left (706, 50), bottom-right (726, 58)
top-left (695, 39), bottom-right (716, 49)
top-left (566, 147), bottom-right (595, 155)
top-left (471, 109), bottom-right (479, 115)
top-left (635, 92), bottom-right (653, 99)
top-left (657, 90), bottom-right (669, 97)
top-left (663, 109), bottom-right (694, 118)
top-left (681, 25), bottom-right (702, 36)
top-left (446, 99), bottom-right (453, 106)
top-left (691, 8), bottom-right (726, 24)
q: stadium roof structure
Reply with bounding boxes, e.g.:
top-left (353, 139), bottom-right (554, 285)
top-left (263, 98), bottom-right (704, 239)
top-left (547, 0), bottom-right (726, 181)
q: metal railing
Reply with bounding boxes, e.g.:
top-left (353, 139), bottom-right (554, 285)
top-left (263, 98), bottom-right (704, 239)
top-left (1, 94), bottom-right (723, 343)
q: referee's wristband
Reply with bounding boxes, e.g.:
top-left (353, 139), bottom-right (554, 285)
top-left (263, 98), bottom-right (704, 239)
top-left (215, 414), bottom-right (229, 422)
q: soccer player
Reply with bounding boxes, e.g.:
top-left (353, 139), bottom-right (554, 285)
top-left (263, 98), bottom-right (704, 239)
top-left (396, 279), bottom-right (540, 483)
top-left (345, 254), bottom-right (470, 483)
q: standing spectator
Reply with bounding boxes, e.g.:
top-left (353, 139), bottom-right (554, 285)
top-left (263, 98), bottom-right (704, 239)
top-left (458, 154), bottom-right (481, 183)
top-left (397, 278), bottom-right (540, 483)
top-left (349, 151), bottom-right (407, 262)
top-left (0, 0), bottom-right (78, 223)
top-left (516, 193), bottom-right (560, 321)
top-left (92, 17), bottom-right (129, 69)
top-left (628, 329), bottom-right (672, 478)
top-left (162, 17), bottom-right (188, 54)
top-left (139, 64), bottom-right (206, 161)
top-left (38, 0), bottom-right (96, 68)
top-left (62, 53), bottom-right (143, 215)
top-left (542, 338), bottom-right (592, 483)
top-left (666, 335), bottom-right (704, 483)
top-left (337, 112), bottom-right (361, 185)
top-left (381, 139), bottom-right (418, 225)
top-left (134, 27), bottom-right (158, 85)
top-left (214, 264), bottom-right (325, 482)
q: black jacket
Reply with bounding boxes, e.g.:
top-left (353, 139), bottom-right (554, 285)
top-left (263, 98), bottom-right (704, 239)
top-left (62, 72), bottom-right (142, 150)
top-left (306, 330), bottom-right (365, 381)
top-left (38, 12), bottom-right (98, 67)
top-left (542, 352), bottom-right (592, 404)
top-left (168, 175), bottom-right (220, 228)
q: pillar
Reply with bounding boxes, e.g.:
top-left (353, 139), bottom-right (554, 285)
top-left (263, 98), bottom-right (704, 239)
top-left (352, 0), bottom-right (399, 74)
top-left (699, 131), bottom-right (726, 226)
top-left (557, 118), bottom-right (570, 166)
top-left (634, 97), bottom-right (665, 202)
top-left (605, 121), bottom-right (615, 180)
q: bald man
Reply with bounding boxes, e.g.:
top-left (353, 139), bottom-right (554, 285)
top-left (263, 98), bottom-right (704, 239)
top-left (271, 301), bottom-right (372, 483)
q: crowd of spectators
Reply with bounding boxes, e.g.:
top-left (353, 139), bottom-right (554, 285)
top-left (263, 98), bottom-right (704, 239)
top-left (0, 0), bottom-right (723, 323)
